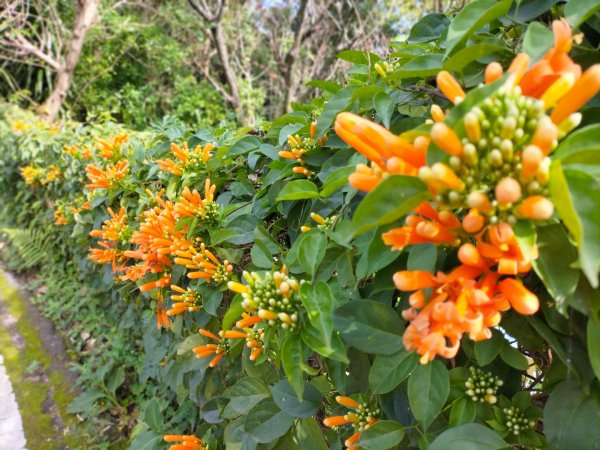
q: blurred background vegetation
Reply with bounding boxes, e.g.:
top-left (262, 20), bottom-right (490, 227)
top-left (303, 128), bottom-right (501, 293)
top-left (1, 0), bottom-right (459, 129)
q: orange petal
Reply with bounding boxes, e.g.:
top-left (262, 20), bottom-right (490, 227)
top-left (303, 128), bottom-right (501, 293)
top-left (437, 71), bottom-right (465, 103)
top-left (551, 65), bottom-right (600, 124)
top-left (498, 278), bottom-right (539, 315)
top-left (393, 271), bottom-right (437, 291)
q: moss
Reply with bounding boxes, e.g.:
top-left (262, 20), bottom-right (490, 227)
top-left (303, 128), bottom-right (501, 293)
top-left (0, 272), bottom-right (81, 449)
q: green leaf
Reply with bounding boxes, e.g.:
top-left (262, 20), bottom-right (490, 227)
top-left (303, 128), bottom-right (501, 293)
top-left (374, 92), bottom-right (394, 129)
top-left (316, 86), bottom-right (356, 139)
top-left (566, 0), bottom-right (600, 29)
top-left (299, 282), bottom-right (346, 360)
top-left (295, 418), bottom-right (328, 450)
top-left (549, 161), bottom-right (582, 244)
top-left (369, 349), bottom-right (418, 394)
top-left (474, 330), bottom-right (504, 366)
top-left (358, 420), bottom-right (405, 450)
top-left (408, 13), bottom-right (450, 43)
top-left (337, 50), bottom-right (380, 65)
top-left (449, 397), bottom-right (476, 427)
top-left (523, 22), bottom-right (553, 63)
top-left (500, 344), bottom-right (530, 371)
top-left (244, 399), bottom-right (295, 444)
top-left (281, 333), bottom-right (305, 398)
top-left (445, 0), bottom-right (512, 56)
top-left (276, 180), bottom-right (319, 201)
top-left (270, 380), bottom-right (322, 418)
top-left (385, 54), bottom-right (444, 80)
top-left (555, 124), bottom-right (600, 166)
top-left (544, 380), bottom-right (600, 449)
top-left (351, 175), bottom-right (429, 236)
top-left (355, 227), bottom-right (402, 280)
top-left (143, 398), bottom-right (163, 430)
top-left (533, 224), bottom-right (579, 311)
top-left (587, 319), bottom-right (600, 381)
top-left (251, 239), bottom-right (273, 269)
top-left (105, 366), bottom-right (125, 396)
top-left (407, 360), bottom-right (450, 430)
top-left (444, 43), bottom-right (510, 72)
top-left (305, 80), bottom-right (342, 93)
top-left (224, 377), bottom-right (270, 418)
top-left (320, 165), bottom-right (355, 197)
top-left (333, 300), bottom-right (405, 355)
top-left (228, 136), bottom-right (262, 157)
top-left (295, 231), bottom-right (327, 277)
top-left (429, 423), bottom-right (508, 450)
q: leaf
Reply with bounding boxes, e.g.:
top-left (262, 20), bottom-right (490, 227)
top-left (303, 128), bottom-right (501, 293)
top-left (244, 399), bottom-right (295, 444)
top-left (408, 13), bottom-right (450, 43)
top-left (305, 80), bottom-right (342, 93)
top-left (385, 54), bottom-right (444, 80)
top-left (449, 397), bottom-right (476, 427)
top-left (281, 333), bottom-right (305, 398)
top-left (337, 50), bottom-right (380, 65)
top-left (358, 420), bottom-right (405, 450)
top-left (587, 319), bottom-right (600, 381)
top-left (566, 0), bottom-right (600, 29)
top-left (295, 418), bottom-right (328, 450)
top-left (407, 360), bottom-right (450, 429)
top-left (369, 349), bottom-right (418, 394)
top-left (270, 380), bottom-right (322, 418)
top-left (251, 239), bottom-right (273, 269)
top-left (299, 282), bottom-right (342, 358)
top-left (144, 398), bottom-right (163, 430)
top-left (228, 136), bottom-right (262, 157)
top-left (429, 423), bottom-right (508, 450)
top-left (544, 380), bottom-right (600, 449)
top-left (444, 43), bottom-right (510, 72)
top-left (445, 0), bottom-right (512, 56)
top-left (374, 92), bottom-right (395, 129)
top-left (224, 377), bottom-right (270, 417)
top-left (554, 124), bottom-right (600, 166)
top-left (333, 300), bottom-right (405, 355)
top-left (523, 22), bottom-right (554, 63)
top-left (316, 86), bottom-right (356, 139)
top-left (105, 366), bottom-right (125, 396)
top-left (320, 165), bottom-right (354, 197)
top-left (533, 224), bottom-right (579, 311)
top-left (351, 175), bottom-right (430, 236)
top-left (225, 417), bottom-right (258, 450)
top-left (499, 344), bottom-right (530, 371)
top-left (295, 231), bottom-right (327, 277)
top-left (474, 329), bottom-right (504, 366)
top-left (276, 180), bottom-right (319, 201)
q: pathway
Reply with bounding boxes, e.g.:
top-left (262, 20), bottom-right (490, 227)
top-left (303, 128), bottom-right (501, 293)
top-left (0, 354), bottom-right (27, 450)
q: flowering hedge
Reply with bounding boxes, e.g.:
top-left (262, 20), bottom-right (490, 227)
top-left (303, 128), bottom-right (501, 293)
top-left (2, 1), bottom-right (600, 449)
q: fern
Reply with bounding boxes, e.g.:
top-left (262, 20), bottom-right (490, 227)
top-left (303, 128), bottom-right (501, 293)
top-left (1, 226), bottom-right (54, 269)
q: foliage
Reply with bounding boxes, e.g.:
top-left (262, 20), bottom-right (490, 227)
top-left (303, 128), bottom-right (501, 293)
top-left (1, 1), bottom-right (600, 450)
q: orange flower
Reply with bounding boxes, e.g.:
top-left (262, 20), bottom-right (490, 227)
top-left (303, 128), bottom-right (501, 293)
top-left (382, 202), bottom-right (460, 251)
top-left (323, 396), bottom-right (379, 449)
top-left (193, 329), bottom-right (228, 367)
top-left (156, 142), bottom-right (214, 175)
top-left (167, 285), bottom-right (201, 316)
top-left (85, 160), bottom-right (128, 190)
top-left (89, 207), bottom-right (127, 241)
top-left (163, 434), bottom-right (206, 450)
top-left (220, 325), bottom-right (265, 361)
top-left (436, 71), bottom-right (465, 104)
top-left (174, 243), bottom-right (233, 283)
top-left (173, 179), bottom-right (219, 224)
top-left (53, 208), bottom-right (69, 225)
top-left (156, 292), bottom-right (171, 329)
top-left (96, 132), bottom-right (128, 159)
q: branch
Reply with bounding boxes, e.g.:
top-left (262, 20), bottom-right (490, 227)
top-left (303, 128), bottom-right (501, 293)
top-left (3, 34), bottom-right (62, 71)
top-left (186, 0), bottom-right (223, 22)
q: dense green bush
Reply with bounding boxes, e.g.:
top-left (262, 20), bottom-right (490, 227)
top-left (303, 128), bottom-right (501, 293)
top-left (2, 1), bottom-right (600, 449)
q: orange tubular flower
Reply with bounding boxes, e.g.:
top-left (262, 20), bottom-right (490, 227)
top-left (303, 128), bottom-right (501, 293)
top-left (236, 312), bottom-right (262, 328)
top-left (382, 202), bottom-right (461, 251)
top-left (220, 325), bottom-right (265, 361)
top-left (89, 207), bottom-right (127, 241)
top-left (476, 223), bottom-right (538, 275)
top-left (167, 285), bottom-right (201, 316)
top-left (193, 329), bottom-right (228, 367)
top-left (163, 435), bottom-right (207, 450)
top-left (323, 396), bottom-right (379, 449)
top-left (85, 160), bottom-right (128, 190)
top-left (157, 142), bottom-right (214, 176)
top-left (436, 71), bottom-right (466, 103)
top-left (156, 292), bottom-right (171, 329)
top-left (96, 132), bottom-right (128, 159)
top-left (174, 243), bottom-right (233, 283)
top-left (173, 179), bottom-right (219, 223)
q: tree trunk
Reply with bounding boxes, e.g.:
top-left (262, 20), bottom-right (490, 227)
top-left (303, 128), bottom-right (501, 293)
top-left (40, 0), bottom-right (99, 123)
top-left (212, 21), bottom-right (246, 125)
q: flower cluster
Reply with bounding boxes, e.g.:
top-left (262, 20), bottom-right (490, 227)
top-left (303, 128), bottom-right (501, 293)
top-left (324, 396), bottom-right (380, 449)
top-left (174, 179), bottom-right (221, 226)
top-left (336, 20), bottom-right (600, 364)
top-left (465, 367), bottom-right (503, 404)
top-left (499, 405), bottom-right (536, 436)
top-left (20, 164), bottom-right (61, 186)
top-left (167, 285), bottom-right (201, 316)
top-left (96, 131), bottom-right (128, 159)
top-left (279, 122), bottom-right (327, 177)
top-left (228, 268), bottom-right (301, 330)
top-left (85, 160), bottom-right (128, 190)
top-left (156, 142), bottom-right (214, 176)
top-left (88, 207), bottom-right (129, 271)
top-left (174, 243), bottom-right (233, 284)
top-left (301, 212), bottom-right (337, 232)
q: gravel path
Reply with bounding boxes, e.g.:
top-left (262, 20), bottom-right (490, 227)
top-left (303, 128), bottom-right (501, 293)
top-left (0, 354), bottom-right (27, 450)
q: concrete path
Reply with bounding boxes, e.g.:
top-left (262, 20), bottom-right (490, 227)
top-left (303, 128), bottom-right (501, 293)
top-left (0, 354), bottom-right (27, 450)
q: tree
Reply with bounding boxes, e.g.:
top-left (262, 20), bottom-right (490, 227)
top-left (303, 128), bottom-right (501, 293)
top-left (0, 0), bottom-right (99, 122)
